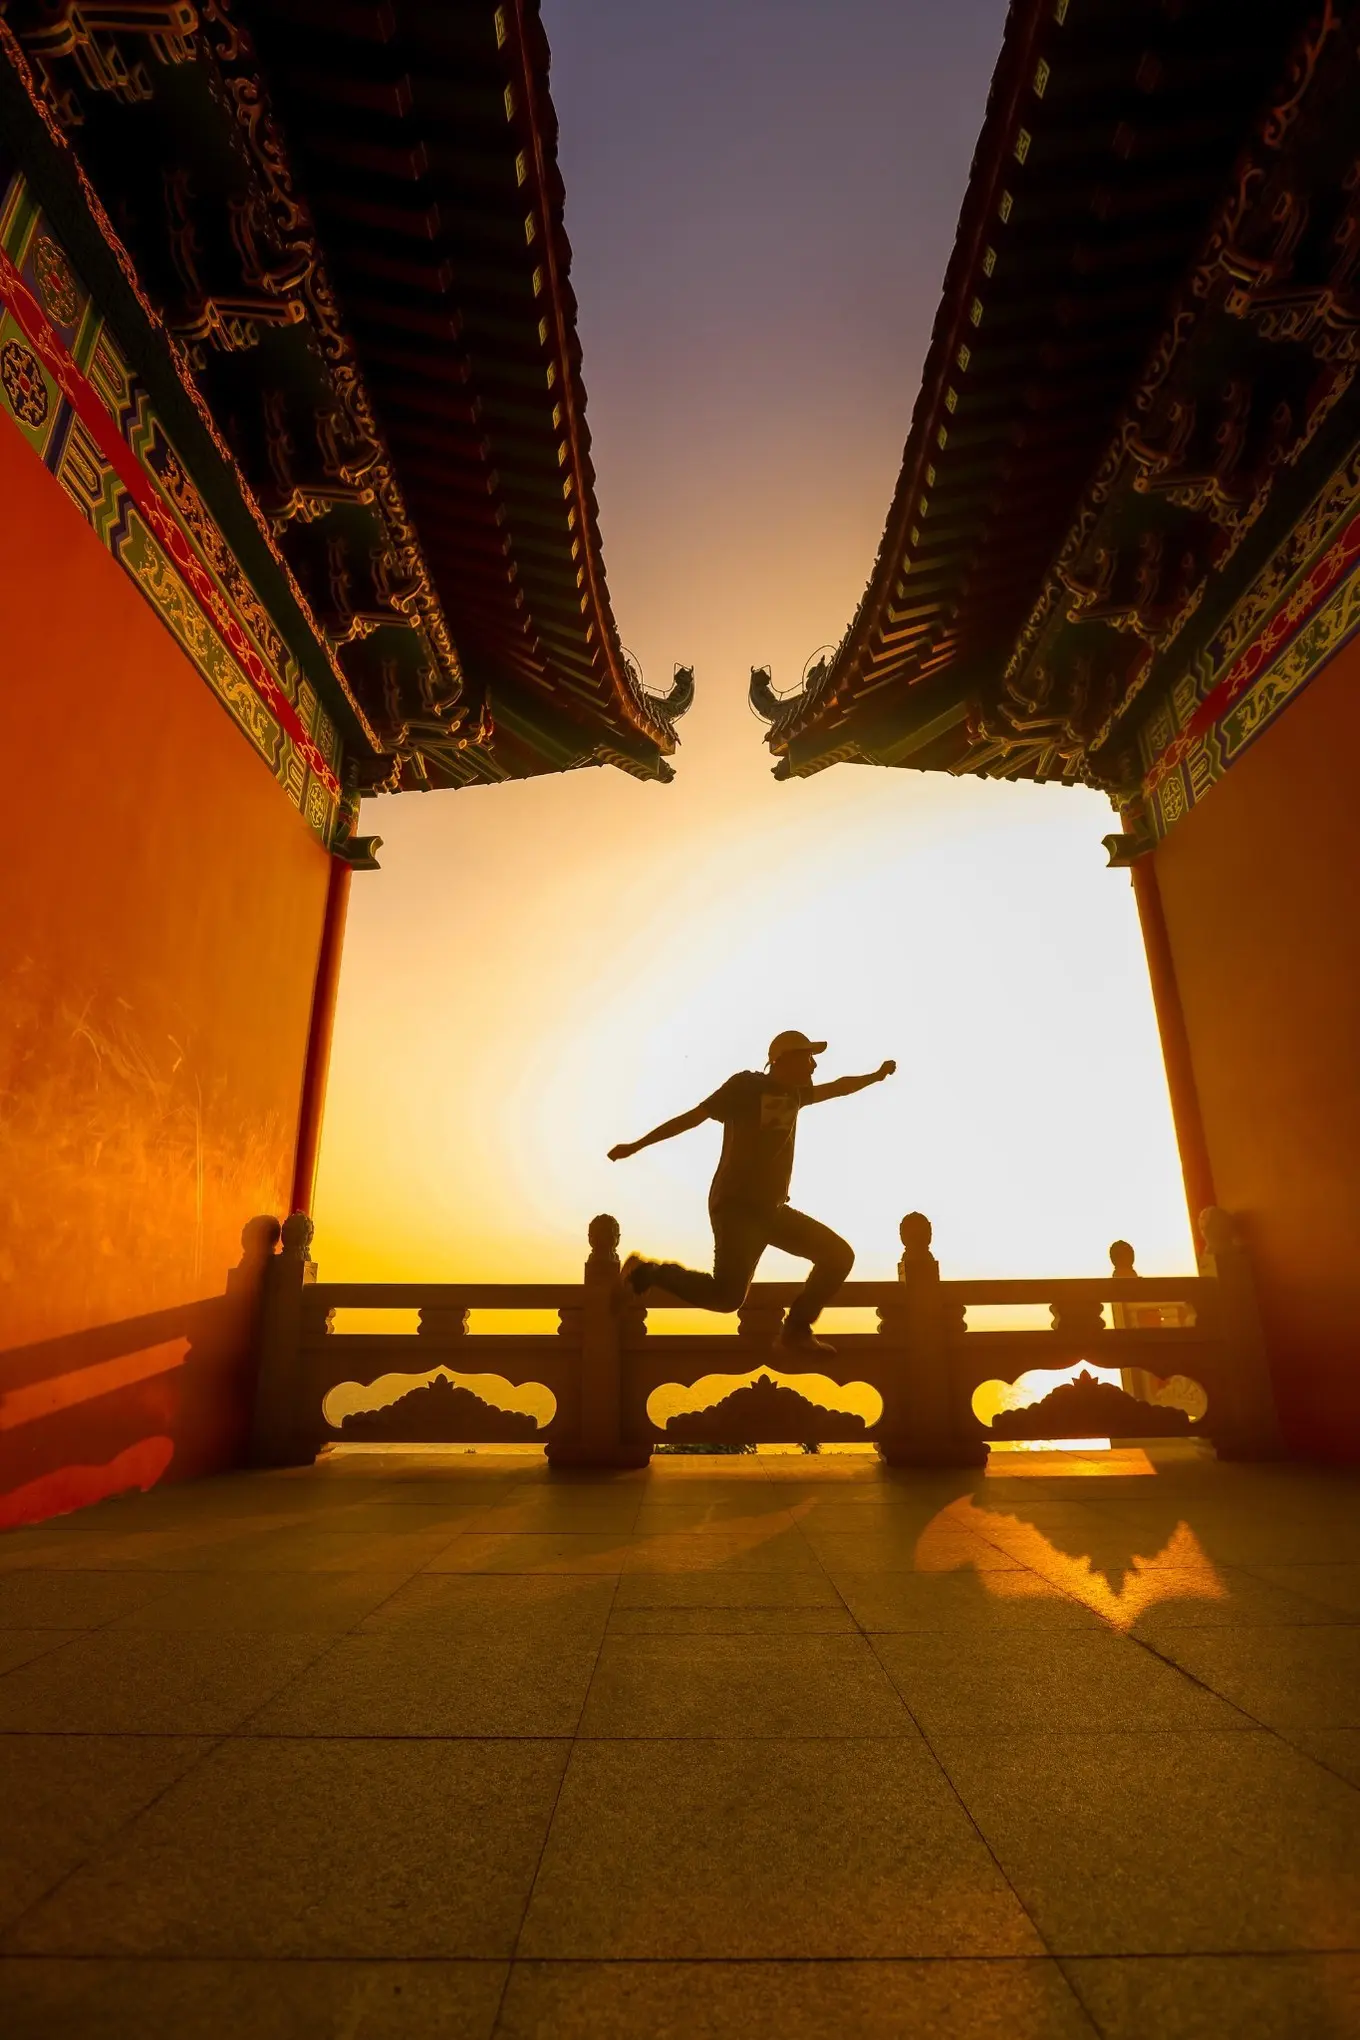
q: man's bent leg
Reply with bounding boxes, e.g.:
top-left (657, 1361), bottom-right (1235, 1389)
top-left (767, 1206), bottom-right (854, 1330)
top-left (633, 1204), bottom-right (769, 1314)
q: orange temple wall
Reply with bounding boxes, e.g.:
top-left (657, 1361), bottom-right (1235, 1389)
top-left (0, 422), bottom-right (331, 1526)
top-left (1154, 631), bottom-right (1360, 1461)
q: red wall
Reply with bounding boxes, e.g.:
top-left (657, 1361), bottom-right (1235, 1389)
top-left (1154, 631), bottom-right (1360, 1459)
top-left (0, 420), bottom-right (331, 1523)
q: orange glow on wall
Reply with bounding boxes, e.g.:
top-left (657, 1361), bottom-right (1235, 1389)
top-left (0, 416), bottom-right (331, 1519)
top-left (1154, 633), bottom-right (1360, 1459)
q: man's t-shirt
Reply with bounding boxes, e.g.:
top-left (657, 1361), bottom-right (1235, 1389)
top-left (701, 1071), bottom-right (804, 1209)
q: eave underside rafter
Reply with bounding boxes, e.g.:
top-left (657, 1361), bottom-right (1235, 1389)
top-left (0, 0), bottom-right (689, 794)
top-left (760, 0), bottom-right (1339, 792)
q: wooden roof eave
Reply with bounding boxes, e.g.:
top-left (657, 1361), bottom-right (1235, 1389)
top-left (770, 0), bottom-right (1321, 775)
top-left (499, 0), bottom-right (672, 760)
top-left (0, 22), bottom-right (385, 766)
top-left (770, 0), bottom-right (1054, 755)
top-left (276, 0), bottom-right (677, 768)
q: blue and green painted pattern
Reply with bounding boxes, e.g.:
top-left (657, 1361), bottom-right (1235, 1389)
top-left (0, 169), bottom-right (341, 847)
top-left (1138, 437), bottom-right (1360, 842)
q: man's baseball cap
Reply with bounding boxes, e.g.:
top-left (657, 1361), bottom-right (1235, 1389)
top-left (768, 1029), bottom-right (827, 1063)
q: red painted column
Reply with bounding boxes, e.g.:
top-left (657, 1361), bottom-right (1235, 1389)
top-left (290, 856), bottom-right (352, 1216)
top-left (1129, 853), bottom-right (1217, 1237)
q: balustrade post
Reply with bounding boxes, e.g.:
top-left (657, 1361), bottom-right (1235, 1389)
top-left (878, 1214), bottom-right (979, 1465)
top-left (547, 1215), bottom-right (650, 1469)
top-left (1198, 1207), bottom-right (1282, 1458)
top-left (737, 1293), bottom-right (784, 1354)
top-left (1049, 1292), bottom-right (1106, 1350)
top-left (417, 1301), bottom-right (470, 1355)
top-left (249, 1211), bottom-right (320, 1467)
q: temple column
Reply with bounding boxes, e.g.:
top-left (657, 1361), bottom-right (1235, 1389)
top-left (1128, 852), bottom-right (1216, 1235)
top-left (290, 855), bottom-right (352, 1216)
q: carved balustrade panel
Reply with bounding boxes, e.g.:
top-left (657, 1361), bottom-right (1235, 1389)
top-left (301, 1281), bottom-right (577, 1448)
top-left (251, 1211), bottom-right (1279, 1467)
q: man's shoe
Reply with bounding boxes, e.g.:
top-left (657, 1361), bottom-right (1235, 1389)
top-left (616, 1253), bottom-right (650, 1308)
top-left (778, 1321), bottom-right (837, 1360)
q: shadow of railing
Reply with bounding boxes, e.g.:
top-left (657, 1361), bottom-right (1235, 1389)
top-left (1, 1217), bottom-right (279, 1527)
top-left (251, 1208), bottom-right (1281, 1471)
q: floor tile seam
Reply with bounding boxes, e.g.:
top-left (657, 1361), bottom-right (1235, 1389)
top-left (1054, 1948), bottom-right (1360, 1965)
top-left (817, 1551), bottom-right (967, 1740)
top-left (786, 1507), bottom-right (929, 1723)
top-left (1272, 1735), bottom-right (1360, 1799)
top-left (1134, 1614), bottom-right (1360, 1630)
top-left (219, 1730), bottom-right (582, 1743)
top-left (327, 1565), bottom-right (443, 1638)
top-left (0, 1630), bottom-right (87, 1676)
top-left (903, 1512), bottom-right (1105, 1618)
top-left (0, 1729), bottom-right (232, 1941)
top-left (1230, 1558), bottom-right (1360, 1621)
top-left (0, 1573), bottom-right (194, 1633)
top-left (215, 1622), bottom-right (380, 1739)
top-left (887, 1724), bottom-right (1293, 1744)
top-left (1117, 1626), bottom-right (1296, 1735)
top-left (840, 1617), bottom-right (1061, 1970)
top-left (0, 1729), bottom-right (237, 1745)
top-left (0, 1950), bottom-right (1152, 1966)
top-left (1045, 1938), bottom-right (1360, 1960)
top-left (490, 1952), bottom-right (1106, 1977)
top-left (418, 1568), bottom-right (630, 1580)
top-left (0, 1722), bottom-right (1301, 1744)
top-left (210, 1729), bottom-right (975, 1742)
top-left (497, 1557), bottom-right (627, 2016)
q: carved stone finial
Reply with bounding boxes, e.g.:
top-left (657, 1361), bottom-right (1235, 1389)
top-left (1199, 1206), bottom-right (1237, 1254)
top-left (281, 1211), bottom-right (315, 1259)
top-left (899, 1211), bottom-right (934, 1260)
top-left (589, 1213), bottom-right (620, 1254)
top-left (897, 1212), bottom-right (938, 1286)
top-left (586, 1213), bottom-right (621, 1280)
top-left (1109, 1239), bottom-right (1137, 1277)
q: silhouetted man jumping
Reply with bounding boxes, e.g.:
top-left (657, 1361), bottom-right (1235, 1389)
top-left (608, 1030), bottom-right (896, 1357)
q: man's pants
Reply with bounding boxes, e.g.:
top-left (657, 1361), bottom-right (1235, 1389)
top-left (641, 1202), bottom-right (854, 1330)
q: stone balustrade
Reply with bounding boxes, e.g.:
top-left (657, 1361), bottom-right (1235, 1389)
top-left (248, 1207), bottom-right (1280, 1469)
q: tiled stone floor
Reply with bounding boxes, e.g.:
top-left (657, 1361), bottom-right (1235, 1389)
top-left (1, 1445), bottom-right (1358, 2037)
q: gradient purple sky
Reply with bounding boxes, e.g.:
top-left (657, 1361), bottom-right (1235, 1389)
top-left (548, 0), bottom-right (1010, 725)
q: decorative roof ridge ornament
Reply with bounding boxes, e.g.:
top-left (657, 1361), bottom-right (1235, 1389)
top-left (650, 662), bottom-right (696, 724)
top-left (749, 644), bottom-right (838, 733)
top-left (622, 652), bottom-right (695, 734)
top-left (748, 665), bottom-right (800, 724)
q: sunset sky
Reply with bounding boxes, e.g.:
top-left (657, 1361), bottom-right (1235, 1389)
top-left (312, 0), bottom-right (1194, 1293)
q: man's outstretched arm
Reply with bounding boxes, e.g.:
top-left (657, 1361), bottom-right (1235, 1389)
top-left (804, 1059), bottom-right (897, 1104)
top-left (608, 1100), bottom-right (712, 1162)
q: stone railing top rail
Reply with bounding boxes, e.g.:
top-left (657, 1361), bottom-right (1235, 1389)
top-left (303, 1274), bottom-right (1211, 1313)
top-left (306, 1284), bottom-right (584, 1311)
